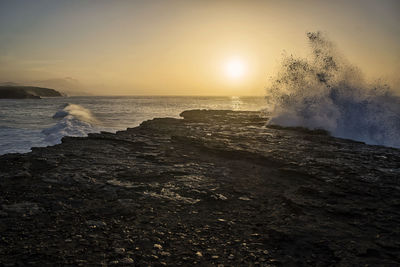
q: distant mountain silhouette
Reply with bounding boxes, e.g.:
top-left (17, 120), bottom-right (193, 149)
top-left (0, 85), bottom-right (62, 99)
top-left (0, 78), bottom-right (92, 96)
top-left (31, 78), bottom-right (91, 96)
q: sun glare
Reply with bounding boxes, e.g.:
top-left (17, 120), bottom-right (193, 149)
top-left (224, 58), bottom-right (246, 80)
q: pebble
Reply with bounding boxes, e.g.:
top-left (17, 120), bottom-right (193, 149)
top-left (154, 244), bottom-right (163, 250)
top-left (216, 194), bottom-right (228, 200)
top-left (86, 220), bottom-right (107, 228)
top-left (120, 257), bottom-right (134, 264)
top-left (114, 247), bottom-right (125, 254)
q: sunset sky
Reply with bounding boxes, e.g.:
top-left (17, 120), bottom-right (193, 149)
top-left (0, 0), bottom-right (399, 96)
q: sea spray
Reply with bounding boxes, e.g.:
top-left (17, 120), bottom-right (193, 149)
top-left (52, 103), bottom-right (98, 124)
top-left (265, 31), bottom-right (400, 148)
top-left (42, 103), bottom-right (100, 144)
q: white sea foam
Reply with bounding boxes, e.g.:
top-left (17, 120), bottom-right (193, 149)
top-left (265, 32), bottom-right (400, 148)
top-left (42, 103), bottom-right (99, 144)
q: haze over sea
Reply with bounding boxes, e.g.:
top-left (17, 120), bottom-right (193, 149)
top-left (0, 96), bottom-right (266, 155)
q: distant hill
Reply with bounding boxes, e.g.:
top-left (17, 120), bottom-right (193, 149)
top-left (31, 78), bottom-right (92, 96)
top-left (0, 86), bottom-right (62, 99)
top-left (0, 82), bottom-right (20, 87)
top-left (0, 78), bottom-right (92, 96)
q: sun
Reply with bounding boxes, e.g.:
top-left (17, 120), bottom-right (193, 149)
top-left (224, 58), bottom-right (246, 80)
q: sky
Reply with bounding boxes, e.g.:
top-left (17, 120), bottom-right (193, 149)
top-left (0, 0), bottom-right (399, 96)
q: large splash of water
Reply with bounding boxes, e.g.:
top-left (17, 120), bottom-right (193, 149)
top-left (42, 103), bottom-right (99, 144)
top-left (265, 32), bottom-right (400, 148)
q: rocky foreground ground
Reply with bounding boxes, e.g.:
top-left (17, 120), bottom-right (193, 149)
top-left (0, 110), bottom-right (399, 266)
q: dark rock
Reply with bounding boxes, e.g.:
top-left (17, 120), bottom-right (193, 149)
top-left (0, 110), bottom-right (399, 266)
top-left (2, 202), bottom-right (43, 215)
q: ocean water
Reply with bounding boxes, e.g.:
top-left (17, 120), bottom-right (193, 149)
top-left (2, 33), bottom-right (400, 155)
top-left (0, 96), bottom-right (266, 155)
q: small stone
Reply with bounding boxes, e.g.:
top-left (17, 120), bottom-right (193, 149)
top-left (154, 244), bottom-right (163, 250)
top-left (196, 251), bottom-right (203, 257)
top-left (120, 257), bottom-right (134, 264)
top-left (160, 251), bottom-right (171, 256)
top-left (216, 194), bottom-right (228, 200)
top-left (114, 247), bottom-right (125, 254)
top-left (239, 197), bottom-right (251, 201)
top-left (228, 254), bottom-right (234, 260)
top-left (86, 220), bottom-right (107, 228)
top-left (217, 218), bottom-right (226, 222)
top-left (269, 259), bottom-right (280, 263)
top-left (212, 255), bottom-right (219, 259)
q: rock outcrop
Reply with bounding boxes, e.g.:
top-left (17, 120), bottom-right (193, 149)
top-left (0, 86), bottom-right (62, 99)
top-left (0, 110), bottom-right (399, 266)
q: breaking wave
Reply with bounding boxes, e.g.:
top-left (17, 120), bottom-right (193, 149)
top-left (42, 103), bottom-right (99, 144)
top-left (265, 31), bottom-right (400, 148)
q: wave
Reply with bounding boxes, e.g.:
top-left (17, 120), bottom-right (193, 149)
top-left (52, 103), bottom-right (98, 123)
top-left (42, 103), bottom-right (100, 144)
top-left (265, 31), bottom-right (400, 148)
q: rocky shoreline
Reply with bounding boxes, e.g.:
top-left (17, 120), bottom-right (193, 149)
top-left (0, 110), bottom-right (399, 266)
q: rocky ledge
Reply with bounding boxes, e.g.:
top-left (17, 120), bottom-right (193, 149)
top-left (0, 110), bottom-right (399, 266)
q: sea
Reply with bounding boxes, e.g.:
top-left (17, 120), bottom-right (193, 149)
top-left (0, 96), bottom-right (267, 155)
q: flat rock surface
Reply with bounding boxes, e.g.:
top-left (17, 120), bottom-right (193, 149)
top-left (0, 110), bottom-right (399, 266)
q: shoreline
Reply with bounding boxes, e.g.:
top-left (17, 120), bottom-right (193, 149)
top-left (1, 109), bottom-right (399, 265)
